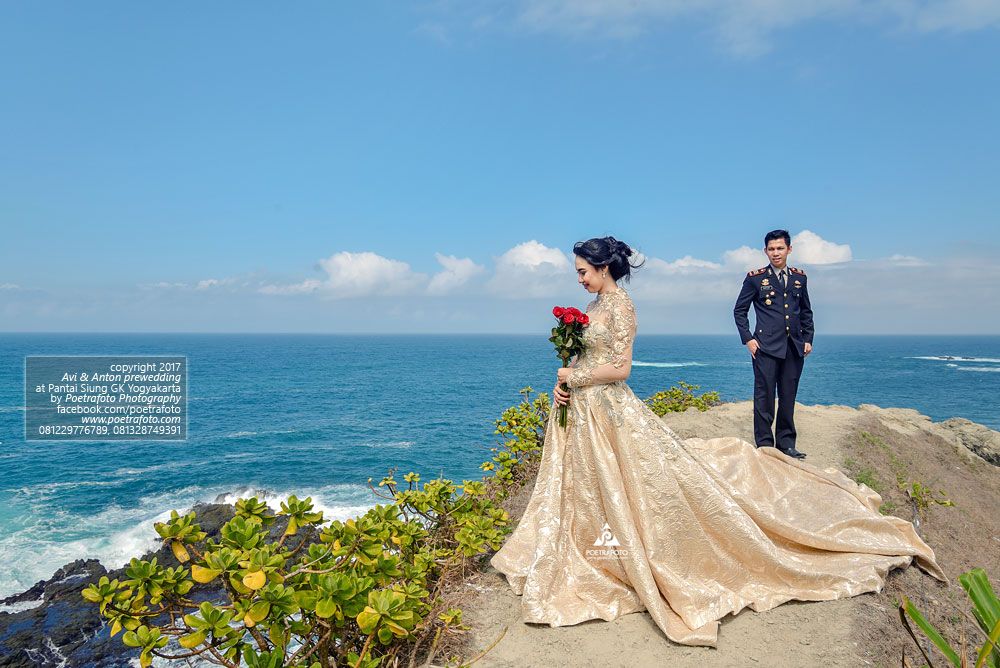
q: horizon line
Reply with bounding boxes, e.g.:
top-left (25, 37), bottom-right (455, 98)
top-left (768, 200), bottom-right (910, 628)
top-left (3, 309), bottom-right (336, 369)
top-left (2, 331), bottom-right (1000, 337)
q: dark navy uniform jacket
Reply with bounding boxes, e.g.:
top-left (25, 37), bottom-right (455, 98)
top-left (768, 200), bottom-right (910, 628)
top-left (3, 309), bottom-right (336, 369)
top-left (734, 265), bottom-right (814, 359)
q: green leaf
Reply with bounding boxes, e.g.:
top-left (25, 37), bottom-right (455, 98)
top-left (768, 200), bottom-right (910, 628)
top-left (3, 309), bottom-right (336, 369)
top-left (179, 630), bottom-right (206, 649)
top-left (961, 569), bottom-right (1000, 639)
top-left (975, 617), bottom-right (1000, 668)
top-left (357, 608), bottom-right (380, 634)
top-left (903, 596), bottom-right (962, 668)
top-left (191, 564), bottom-right (221, 583)
top-left (315, 597), bottom-right (337, 619)
top-left (81, 588), bottom-right (103, 603)
top-left (248, 600), bottom-right (271, 623)
top-left (243, 570), bottom-right (266, 590)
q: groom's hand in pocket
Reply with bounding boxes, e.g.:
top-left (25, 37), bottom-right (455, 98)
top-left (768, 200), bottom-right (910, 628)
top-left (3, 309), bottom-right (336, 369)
top-left (747, 339), bottom-right (760, 359)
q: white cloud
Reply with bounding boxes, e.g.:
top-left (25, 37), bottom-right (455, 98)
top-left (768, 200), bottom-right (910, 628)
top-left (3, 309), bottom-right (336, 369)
top-left (318, 252), bottom-right (423, 294)
top-left (437, 0), bottom-right (1000, 57)
top-left (897, 0), bottom-right (1000, 31)
top-left (647, 255), bottom-right (722, 274)
top-left (722, 245), bottom-right (765, 271)
top-left (0, 283), bottom-right (21, 290)
top-left (885, 254), bottom-right (930, 267)
top-left (631, 231), bottom-right (852, 303)
top-left (139, 276), bottom-right (250, 292)
top-left (790, 230), bottom-right (852, 264)
top-left (428, 253), bottom-right (486, 295)
top-left (132, 233), bottom-right (930, 317)
top-left (489, 240), bottom-right (573, 297)
top-left (260, 251), bottom-right (427, 298)
top-left (196, 277), bottom-right (239, 290)
top-left (258, 279), bottom-right (323, 296)
top-left (717, 231), bottom-right (851, 270)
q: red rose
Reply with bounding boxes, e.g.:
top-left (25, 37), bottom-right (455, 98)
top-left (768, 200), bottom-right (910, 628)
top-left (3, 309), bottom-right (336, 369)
top-left (568, 307), bottom-right (582, 317)
top-left (561, 313), bottom-right (576, 324)
top-left (553, 306), bottom-right (565, 318)
top-left (578, 314), bottom-right (589, 325)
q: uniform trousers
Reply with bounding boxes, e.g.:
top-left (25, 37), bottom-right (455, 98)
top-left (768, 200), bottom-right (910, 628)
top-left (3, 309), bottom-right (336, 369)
top-left (752, 336), bottom-right (805, 452)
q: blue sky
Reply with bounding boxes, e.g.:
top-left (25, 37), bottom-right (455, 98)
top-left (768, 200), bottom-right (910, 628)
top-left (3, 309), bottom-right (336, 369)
top-left (2, 1), bottom-right (998, 333)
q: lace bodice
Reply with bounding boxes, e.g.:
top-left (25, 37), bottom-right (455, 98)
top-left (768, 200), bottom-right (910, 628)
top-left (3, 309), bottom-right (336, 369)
top-left (567, 288), bottom-right (637, 388)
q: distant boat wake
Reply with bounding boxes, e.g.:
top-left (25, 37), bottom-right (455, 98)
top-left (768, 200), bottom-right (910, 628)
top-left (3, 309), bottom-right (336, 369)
top-left (632, 361), bottom-right (706, 368)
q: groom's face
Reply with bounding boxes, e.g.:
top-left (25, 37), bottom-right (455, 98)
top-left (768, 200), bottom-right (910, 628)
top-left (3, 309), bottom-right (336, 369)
top-left (765, 239), bottom-right (791, 268)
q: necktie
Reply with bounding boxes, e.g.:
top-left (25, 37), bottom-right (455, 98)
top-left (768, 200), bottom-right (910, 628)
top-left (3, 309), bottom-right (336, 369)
top-left (778, 270), bottom-right (787, 289)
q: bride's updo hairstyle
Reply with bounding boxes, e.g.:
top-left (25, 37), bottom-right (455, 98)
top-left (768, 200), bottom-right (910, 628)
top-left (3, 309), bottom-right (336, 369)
top-left (572, 236), bottom-right (645, 283)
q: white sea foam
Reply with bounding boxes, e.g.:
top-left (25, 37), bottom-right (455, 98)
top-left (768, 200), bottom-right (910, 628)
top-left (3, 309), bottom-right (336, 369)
top-left (632, 361), bottom-right (706, 368)
top-left (956, 366), bottom-right (1000, 373)
top-left (908, 356), bottom-right (1000, 363)
top-left (0, 597), bottom-right (44, 614)
top-left (225, 428), bottom-right (301, 439)
top-left (213, 483), bottom-right (375, 522)
top-left (358, 440), bottom-right (415, 448)
top-left (6, 480), bottom-right (122, 503)
top-left (111, 461), bottom-right (188, 477)
top-left (0, 482), bottom-right (375, 599)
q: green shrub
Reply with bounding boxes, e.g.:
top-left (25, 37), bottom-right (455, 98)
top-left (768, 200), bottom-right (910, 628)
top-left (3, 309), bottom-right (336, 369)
top-left (82, 387), bottom-right (549, 668)
top-left (645, 382), bottom-right (721, 417)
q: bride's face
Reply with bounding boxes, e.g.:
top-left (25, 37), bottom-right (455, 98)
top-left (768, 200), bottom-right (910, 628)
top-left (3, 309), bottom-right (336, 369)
top-left (575, 256), bottom-right (606, 293)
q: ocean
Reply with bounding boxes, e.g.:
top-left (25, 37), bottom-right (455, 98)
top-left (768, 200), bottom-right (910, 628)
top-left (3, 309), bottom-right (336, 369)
top-left (1, 333), bottom-right (998, 600)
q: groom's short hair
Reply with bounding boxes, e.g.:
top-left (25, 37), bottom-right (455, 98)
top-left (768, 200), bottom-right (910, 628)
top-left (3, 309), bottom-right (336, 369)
top-left (764, 229), bottom-right (791, 247)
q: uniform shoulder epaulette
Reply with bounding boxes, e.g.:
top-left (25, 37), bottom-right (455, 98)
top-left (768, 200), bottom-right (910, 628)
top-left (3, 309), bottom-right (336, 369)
top-left (788, 266), bottom-right (806, 275)
top-left (747, 266), bottom-right (768, 277)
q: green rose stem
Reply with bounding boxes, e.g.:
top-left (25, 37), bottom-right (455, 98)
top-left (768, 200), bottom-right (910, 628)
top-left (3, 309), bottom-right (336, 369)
top-left (559, 357), bottom-right (570, 428)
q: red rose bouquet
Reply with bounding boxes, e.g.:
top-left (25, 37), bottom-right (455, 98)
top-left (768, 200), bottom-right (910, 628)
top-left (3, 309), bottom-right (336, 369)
top-left (549, 306), bottom-right (590, 427)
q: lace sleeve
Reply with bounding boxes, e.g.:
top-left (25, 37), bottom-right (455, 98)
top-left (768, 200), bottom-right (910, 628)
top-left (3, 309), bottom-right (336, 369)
top-left (566, 363), bottom-right (593, 388)
top-left (609, 293), bottom-right (637, 369)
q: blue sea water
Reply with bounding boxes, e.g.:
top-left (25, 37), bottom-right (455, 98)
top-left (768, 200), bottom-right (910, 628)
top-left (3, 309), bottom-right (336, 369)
top-left (1, 333), bottom-right (998, 599)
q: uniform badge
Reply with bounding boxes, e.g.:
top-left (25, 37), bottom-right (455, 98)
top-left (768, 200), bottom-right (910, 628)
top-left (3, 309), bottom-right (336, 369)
top-left (794, 280), bottom-right (801, 287)
top-left (765, 299), bottom-right (772, 305)
top-left (762, 278), bottom-right (770, 285)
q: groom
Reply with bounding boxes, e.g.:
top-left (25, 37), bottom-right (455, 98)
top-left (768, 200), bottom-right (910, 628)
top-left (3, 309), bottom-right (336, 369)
top-left (733, 230), bottom-right (814, 459)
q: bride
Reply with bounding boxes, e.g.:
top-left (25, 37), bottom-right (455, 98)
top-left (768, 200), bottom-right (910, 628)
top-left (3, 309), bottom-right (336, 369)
top-left (489, 236), bottom-right (946, 647)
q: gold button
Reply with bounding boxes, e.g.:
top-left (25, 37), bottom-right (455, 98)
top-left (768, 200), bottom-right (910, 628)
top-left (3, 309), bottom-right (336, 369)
top-left (785, 315), bottom-right (790, 319)
top-left (785, 304), bottom-right (789, 309)
top-left (786, 326), bottom-right (790, 330)
top-left (784, 293), bottom-right (788, 297)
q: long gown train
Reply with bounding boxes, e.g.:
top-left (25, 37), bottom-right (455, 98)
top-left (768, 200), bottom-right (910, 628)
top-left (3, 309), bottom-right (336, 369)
top-left (489, 288), bottom-right (945, 647)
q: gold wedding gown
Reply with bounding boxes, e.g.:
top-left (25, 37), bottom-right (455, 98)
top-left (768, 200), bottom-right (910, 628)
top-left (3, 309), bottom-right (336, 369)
top-left (489, 288), bottom-right (946, 647)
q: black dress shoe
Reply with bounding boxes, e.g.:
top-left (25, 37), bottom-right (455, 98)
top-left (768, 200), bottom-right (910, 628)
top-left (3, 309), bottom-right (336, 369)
top-left (780, 447), bottom-right (807, 459)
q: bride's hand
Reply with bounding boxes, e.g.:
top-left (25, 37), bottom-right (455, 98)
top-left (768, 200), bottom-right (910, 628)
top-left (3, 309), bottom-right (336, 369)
top-left (553, 383), bottom-right (570, 406)
top-left (557, 367), bottom-right (573, 385)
